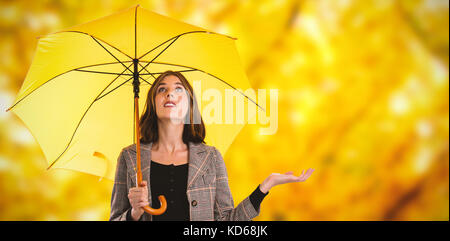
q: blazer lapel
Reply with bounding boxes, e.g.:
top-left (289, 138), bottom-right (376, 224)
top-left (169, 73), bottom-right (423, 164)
top-left (187, 142), bottom-right (212, 189)
top-left (125, 142), bottom-right (152, 187)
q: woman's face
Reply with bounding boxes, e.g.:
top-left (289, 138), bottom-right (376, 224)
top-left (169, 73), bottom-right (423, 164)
top-left (154, 75), bottom-right (189, 124)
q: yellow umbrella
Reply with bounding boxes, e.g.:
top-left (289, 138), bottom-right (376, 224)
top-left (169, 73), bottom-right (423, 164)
top-left (5, 4), bottom-right (261, 215)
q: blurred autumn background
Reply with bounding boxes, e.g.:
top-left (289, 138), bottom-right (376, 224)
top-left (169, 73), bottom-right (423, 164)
top-left (0, 0), bottom-right (448, 221)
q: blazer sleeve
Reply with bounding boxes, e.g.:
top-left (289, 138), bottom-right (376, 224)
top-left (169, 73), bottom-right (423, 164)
top-left (213, 147), bottom-right (261, 221)
top-left (109, 148), bottom-right (134, 221)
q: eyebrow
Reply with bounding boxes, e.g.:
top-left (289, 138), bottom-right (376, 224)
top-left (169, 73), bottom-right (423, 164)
top-left (157, 82), bottom-right (183, 87)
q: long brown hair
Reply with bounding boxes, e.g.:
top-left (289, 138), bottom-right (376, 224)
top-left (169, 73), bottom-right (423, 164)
top-left (139, 70), bottom-right (206, 144)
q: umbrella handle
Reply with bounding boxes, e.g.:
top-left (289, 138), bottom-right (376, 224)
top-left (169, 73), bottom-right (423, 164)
top-left (135, 97), bottom-right (167, 215)
top-left (138, 183), bottom-right (167, 215)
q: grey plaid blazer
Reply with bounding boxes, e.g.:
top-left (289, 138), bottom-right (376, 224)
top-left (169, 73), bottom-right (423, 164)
top-left (109, 141), bottom-right (261, 221)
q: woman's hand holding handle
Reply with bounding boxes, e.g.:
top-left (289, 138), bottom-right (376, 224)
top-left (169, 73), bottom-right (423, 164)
top-left (128, 180), bottom-right (149, 221)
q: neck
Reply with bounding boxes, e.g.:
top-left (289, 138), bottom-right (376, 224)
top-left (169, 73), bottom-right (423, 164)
top-left (155, 119), bottom-right (185, 153)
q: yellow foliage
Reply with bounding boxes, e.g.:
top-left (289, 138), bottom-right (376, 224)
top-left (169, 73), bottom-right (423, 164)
top-left (0, 0), bottom-right (448, 220)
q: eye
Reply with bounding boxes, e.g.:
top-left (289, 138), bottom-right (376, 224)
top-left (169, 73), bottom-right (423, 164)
top-left (175, 86), bottom-right (183, 92)
top-left (157, 87), bottom-right (166, 93)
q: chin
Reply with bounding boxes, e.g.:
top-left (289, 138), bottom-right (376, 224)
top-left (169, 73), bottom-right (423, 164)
top-left (158, 116), bottom-right (185, 124)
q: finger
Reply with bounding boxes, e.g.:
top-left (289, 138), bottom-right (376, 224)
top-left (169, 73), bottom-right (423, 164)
top-left (297, 169), bottom-right (310, 181)
top-left (129, 191), bottom-right (145, 198)
top-left (141, 181), bottom-right (147, 186)
top-left (129, 192), bottom-right (142, 199)
top-left (303, 168), bottom-right (315, 179)
top-left (303, 168), bottom-right (311, 175)
top-left (138, 201), bottom-right (149, 208)
top-left (129, 191), bottom-right (140, 196)
top-left (132, 186), bottom-right (148, 193)
top-left (285, 171), bottom-right (294, 175)
top-left (128, 195), bottom-right (140, 202)
top-left (129, 188), bottom-right (143, 193)
top-left (297, 174), bottom-right (307, 181)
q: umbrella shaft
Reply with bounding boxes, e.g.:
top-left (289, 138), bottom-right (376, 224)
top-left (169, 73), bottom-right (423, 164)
top-left (132, 58), bottom-right (140, 98)
top-left (135, 96), bottom-right (143, 186)
top-left (133, 58), bottom-right (142, 186)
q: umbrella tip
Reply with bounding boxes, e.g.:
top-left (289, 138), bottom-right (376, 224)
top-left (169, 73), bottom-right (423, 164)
top-left (206, 31), bottom-right (237, 40)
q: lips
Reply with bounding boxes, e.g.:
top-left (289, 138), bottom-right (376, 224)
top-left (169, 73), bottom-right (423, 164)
top-left (164, 101), bottom-right (176, 107)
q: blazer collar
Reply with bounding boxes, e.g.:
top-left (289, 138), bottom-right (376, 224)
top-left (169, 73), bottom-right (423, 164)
top-left (127, 141), bottom-right (212, 189)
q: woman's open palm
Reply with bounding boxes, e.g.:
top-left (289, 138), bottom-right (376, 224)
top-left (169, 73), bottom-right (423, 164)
top-left (271, 168), bottom-right (315, 186)
top-left (260, 168), bottom-right (315, 193)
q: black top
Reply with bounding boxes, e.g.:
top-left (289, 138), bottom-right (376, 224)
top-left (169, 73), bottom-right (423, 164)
top-left (127, 160), bottom-right (268, 221)
top-left (149, 160), bottom-right (190, 221)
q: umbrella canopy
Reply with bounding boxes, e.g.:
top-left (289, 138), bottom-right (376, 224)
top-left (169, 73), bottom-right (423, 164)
top-left (6, 4), bottom-right (260, 182)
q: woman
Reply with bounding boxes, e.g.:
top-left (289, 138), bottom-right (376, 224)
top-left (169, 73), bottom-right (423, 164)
top-left (109, 70), bottom-right (315, 221)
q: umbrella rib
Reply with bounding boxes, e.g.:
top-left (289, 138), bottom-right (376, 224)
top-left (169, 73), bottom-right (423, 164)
top-left (198, 70), bottom-right (265, 112)
top-left (138, 61), bottom-right (198, 74)
top-left (140, 61), bottom-right (265, 112)
top-left (39, 30), bottom-right (134, 60)
top-left (139, 76), bottom-right (152, 85)
top-left (90, 75), bottom-right (151, 102)
top-left (137, 62), bottom-right (157, 82)
top-left (137, 35), bottom-right (180, 75)
top-left (210, 73), bottom-right (266, 112)
top-left (137, 62), bottom-right (152, 76)
top-left (46, 62), bottom-right (134, 170)
top-left (6, 70), bottom-right (72, 111)
top-left (75, 61), bottom-right (129, 70)
top-left (140, 69), bottom-right (197, 75)
top-left (6, 61), bottom-right (131, 112)
top-left (95, 76), bottom-right (133, 102)
top-left (137, 30), bottom-right (237, 60)
top-left (90, 36), bottom-right (134, 76)
top-left (74, 69), bottom-right (133, 76)
top-left (75, 60), bottom-right (150, 72)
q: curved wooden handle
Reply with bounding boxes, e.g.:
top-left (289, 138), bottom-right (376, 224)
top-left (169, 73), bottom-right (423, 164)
top-left (135, 97), bottom-right (167, 215)
top-left (141, 193), bottom-right (167, 215)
